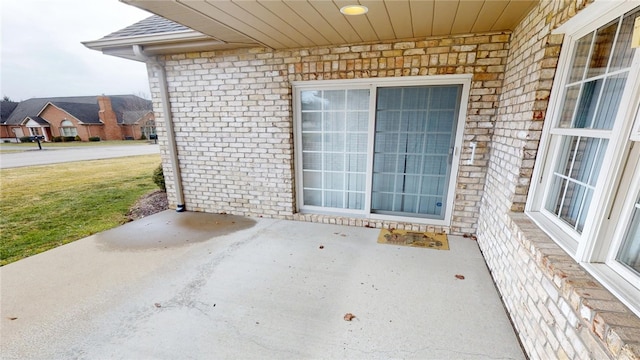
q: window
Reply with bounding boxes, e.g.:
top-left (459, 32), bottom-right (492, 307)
top-left (616, 192), bottom-right (640, 275)
top-left (294, 76), bottom-right (469, 225)
top-left (60, 120), bottom-right (77, 137)
top-left (529, 4), bottom-right (640, 315)
top-left (142, 119), bottom-right (156, 139)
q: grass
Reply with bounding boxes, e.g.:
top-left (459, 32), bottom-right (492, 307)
top-left (0, 154), bottom-right (161, 265)
top-left (0, 140), bottom-right (152, 153)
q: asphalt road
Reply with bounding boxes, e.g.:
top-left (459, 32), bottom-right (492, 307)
top-left (0, 144), bottom-right (160, 169)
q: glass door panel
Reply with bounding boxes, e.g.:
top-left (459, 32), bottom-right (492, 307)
top-left (616, 194), bottom-right (640, 275)
top-left (300, 89), bottom-right (369, 210)
top-left (371, 85), bottom-right (461, 219)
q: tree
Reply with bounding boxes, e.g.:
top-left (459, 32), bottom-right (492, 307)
top-left (2, 96), bottom-right (12, 102)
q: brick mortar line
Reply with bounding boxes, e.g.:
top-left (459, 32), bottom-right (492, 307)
top-left (508, 213), bottom-right (640, 359)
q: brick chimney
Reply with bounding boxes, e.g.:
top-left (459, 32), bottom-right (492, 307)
top-left (97, 96), bottom-right (121, 140)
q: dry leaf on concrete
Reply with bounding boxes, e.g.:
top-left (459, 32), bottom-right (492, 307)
top-left (344, 313), bottom-right (356, 321)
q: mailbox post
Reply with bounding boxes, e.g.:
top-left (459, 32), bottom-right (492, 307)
top-left (30, 135), bottom-right (45, 150)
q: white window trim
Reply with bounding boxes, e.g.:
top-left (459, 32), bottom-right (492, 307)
top-left (292, 75), bottom-right (471, 226)
top-left (527, 1), bottom-right (640, 317)
top-left (631, 90), bottom-right (640, 141)
top-left (604, 145), bottom-right (640, 280)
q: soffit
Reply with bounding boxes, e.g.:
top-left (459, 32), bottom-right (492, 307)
top-left (122, 0), bottom-right (538, 49)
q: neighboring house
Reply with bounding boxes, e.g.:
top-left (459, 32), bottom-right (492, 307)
top-left (84, 1), bottom-right (640, 359)
top-left (0, 95), bottom-right (155, 142)
top-left (0, 100), bottom-right (19, 140)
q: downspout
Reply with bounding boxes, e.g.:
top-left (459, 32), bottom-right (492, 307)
top-left (133, 45), bottom-right (185, 212)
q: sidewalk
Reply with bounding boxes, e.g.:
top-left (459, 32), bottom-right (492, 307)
top-left (1, 210), bottom-right (524, 359)
top-left (0, 144), bottom-right (159, 168)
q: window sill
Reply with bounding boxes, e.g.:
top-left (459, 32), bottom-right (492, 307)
top-left (508, 212), bottom-right (640, 359)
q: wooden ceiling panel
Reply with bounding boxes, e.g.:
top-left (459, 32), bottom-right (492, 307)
top-left (492, 0), bottom-right (538, 31)
top-left (309, 1), bottom-right (363, 44)
top-left (180, 0), bottom-right (289, 48)
top-left (333, 0), bottom-right (379, 42)
top-left (450, 1), bottom-right (484, 34)
top-left (386, 0), bottom-right (413, 39)
top-left (124, 0), bottom-right (540, 50)
top-left (471, 0), bottom-right (509, 33)
top-left (358, 0), bottom-right (396, 40)
top-left (409, 0), bottom-right (435, 38)
top-left (285, 1), bottom-right (347, 45)
top-left (432, 0), bottom-right (459, 36)
top-left (258, 1), bottom-right (330, 46)
top-left (233, 0), bottom-right (315, 47)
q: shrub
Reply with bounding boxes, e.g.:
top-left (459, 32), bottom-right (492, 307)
top-left (62, 136), bottom-right (75, 142)
top-left (153, 164), bottom-right (166, 192)
top-left (139, 134), bottom-right (147, 140)
top-left (3, 140), bottom-right (10, 143)
top-left (88, 136), bottom-right (101, 142)
top-left (52, 136), bottom-right (63, 142)
top-left (19, 136), bottom-right (32, 143)
top-left (74, 135), bottom-right (82, 142)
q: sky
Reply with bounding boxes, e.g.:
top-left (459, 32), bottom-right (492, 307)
top-left (1, 0), bottom-right (153, 101)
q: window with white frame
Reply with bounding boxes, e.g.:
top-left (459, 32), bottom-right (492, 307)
top-left (294, 76), bottom-right (469, 225)
top-left (528, 4), bottom-right (640, 315)
top-left (59, 120), bottom-right (77, 137)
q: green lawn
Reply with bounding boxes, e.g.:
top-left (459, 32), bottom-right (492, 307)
top-left (0, 154), bottom-right (161, 265)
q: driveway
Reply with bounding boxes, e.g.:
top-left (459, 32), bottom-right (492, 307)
top-left (0, 144), bottom-right (159, 169)
top-left (1, 211), bottom-right (524, 359)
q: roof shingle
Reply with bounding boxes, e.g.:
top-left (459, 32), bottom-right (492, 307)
top-left (101, 15), bottom-right (191, 39)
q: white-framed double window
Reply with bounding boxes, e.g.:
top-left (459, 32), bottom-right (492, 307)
top-left (528, 2), bottom-right (640, 316)
top-left (60, 120), bottom-right (78, 137)
top-left (293, 75), bottom-right (470, 226)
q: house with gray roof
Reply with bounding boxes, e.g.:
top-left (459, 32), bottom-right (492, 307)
top-left (84, 1), bottom-right (640, 359)
top-left (0, 95), bottom-right (155, 142)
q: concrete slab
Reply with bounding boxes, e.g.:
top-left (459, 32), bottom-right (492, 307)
top-left (1, 211), bottom-right (524, 359)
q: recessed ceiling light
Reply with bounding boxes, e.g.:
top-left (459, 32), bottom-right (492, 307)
top-left (340, 5), bottom-right (368, 16)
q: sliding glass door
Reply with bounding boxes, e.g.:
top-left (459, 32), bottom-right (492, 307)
top-left (296, 78), bottom-right (466, 223)
top-left (372, 86), bottom-right (460, 219)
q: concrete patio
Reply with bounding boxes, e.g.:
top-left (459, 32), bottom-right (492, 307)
top-left (1, 210), bottom-right (524, 359)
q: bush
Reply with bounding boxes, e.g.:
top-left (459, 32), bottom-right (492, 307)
top-left (139, 134), bottom-right (147, 140)
top-left (88, 136), bottom-right (101, 142)
top-left (62, 136), bottom-right (75, 142)
top-left (74, 135), bottom-right (82, 142)
top-left (19, 136), bottom-right (32, 143)
top-left (153, 164), bottom-right (166, 192)
top-left (52, 136), bottom-right (63, 142)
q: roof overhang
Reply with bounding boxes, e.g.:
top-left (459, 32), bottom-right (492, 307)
top-left (85, 0), bottom-right (539, 61)
top-left (121, 0), bottom-right (538, 49)
top-left (22, 117), bottom-right (50, 127)
top-left (83, 30), bottom-right (256, 61)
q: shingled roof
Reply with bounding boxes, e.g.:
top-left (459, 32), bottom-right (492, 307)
top-left (110, 95), bottom-right (153, 124)
top-left (3, 95), bottom-right (152, 125)
top-left (27, 116), bottom-right (51, 126)
top-left (49, 102), bottom-right (101, 124)
top-left (0, 101), bottom-right (18, 123)
top-left (101, 15), bottom-right (190, 39)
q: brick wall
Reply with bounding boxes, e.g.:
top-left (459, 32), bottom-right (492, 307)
top-left (39, 105), bottom-right (92, 140)
top-left (97, 96), bottom-right (122, 140)
top-left (149, 32), bottom-right (512, 234)
top-left (477, 0), bottom-right (640, 359)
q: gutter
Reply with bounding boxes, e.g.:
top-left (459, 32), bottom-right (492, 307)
top-left (132, 45), bottom-right (186, 212)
